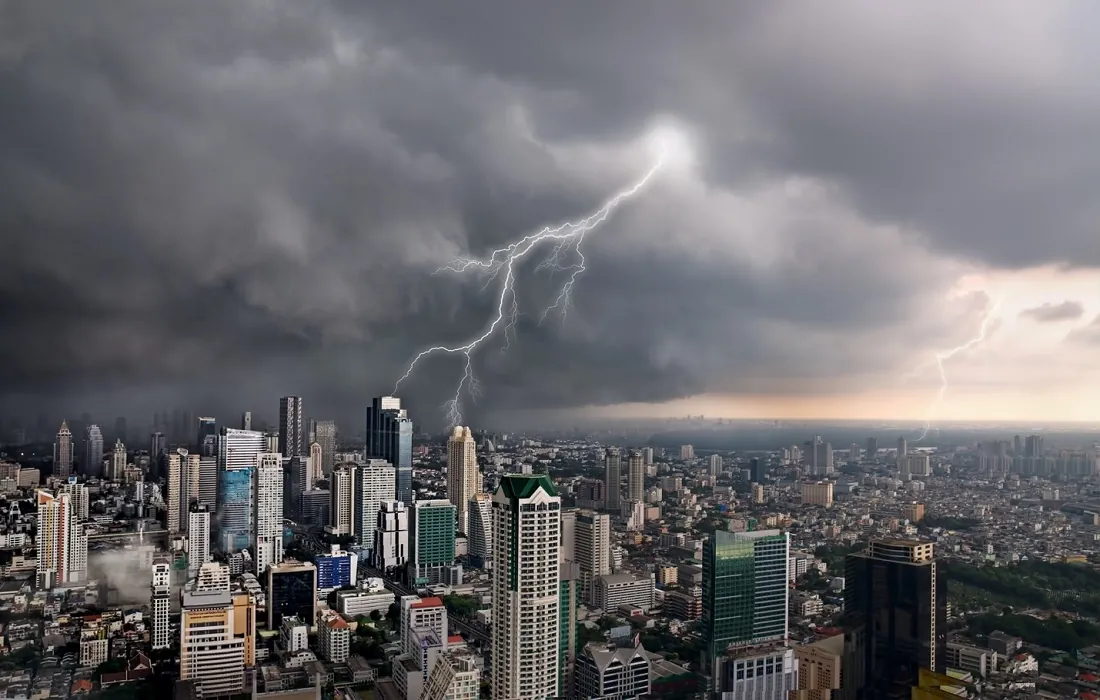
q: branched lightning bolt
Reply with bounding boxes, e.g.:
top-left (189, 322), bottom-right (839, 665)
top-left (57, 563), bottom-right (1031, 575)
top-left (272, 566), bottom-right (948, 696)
top-left (915, 301), bottom-right (1001, 442)
top-left (394, 151), bottom-right (667, 427)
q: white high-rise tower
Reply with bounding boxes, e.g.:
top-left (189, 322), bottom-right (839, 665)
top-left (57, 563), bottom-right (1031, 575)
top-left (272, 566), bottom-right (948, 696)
top-left (447, 426), bottom-right (479, 533)
top-left (151, 559), bottom-right (172, 649)
top-left (254, 453), bottom-right (284, 575)
top-left (491, 474), bottom-right (561, 700)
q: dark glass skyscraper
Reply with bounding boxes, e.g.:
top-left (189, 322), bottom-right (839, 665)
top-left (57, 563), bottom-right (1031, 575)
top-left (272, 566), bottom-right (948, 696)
top-left (279, 396), bottom-right (304, 458)
top-left (701, 529), bottom-right (789, 670)
top-left (365, 396), bottom-right (413, 503)
top-left (844, 539), bottom-right (946, 699)
top-left (266, 560), bottom-right (317, 629)
top-left (196, 416), bottom-right (217, 457)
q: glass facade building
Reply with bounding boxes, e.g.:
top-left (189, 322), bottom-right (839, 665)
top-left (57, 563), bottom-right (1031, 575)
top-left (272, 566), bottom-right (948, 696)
top-left (365, 396), bottom-right (413, 504)
top-left (409, 499), bottom-right (456, 584)
top-left (217, 428), bottom-right (265, 552)
top-left (267, 561), bottom-right (317, 629)
top-left (702, 529), bottom-right (790, 666)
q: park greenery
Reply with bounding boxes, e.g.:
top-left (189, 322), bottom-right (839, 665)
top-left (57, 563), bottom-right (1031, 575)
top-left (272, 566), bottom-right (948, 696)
top-left (968, 612), bottom-right (1100, 652)
top-left (920, 516), bottom-right (983, 531)
top-left (442, 594), bottom-right (482, 618)
top-left (946, 560), bottom-right (1100, 616)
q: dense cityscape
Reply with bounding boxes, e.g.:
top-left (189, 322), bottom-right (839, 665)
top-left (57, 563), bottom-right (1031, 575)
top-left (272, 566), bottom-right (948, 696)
top-left (0, 400), bottom-right (1095, 699)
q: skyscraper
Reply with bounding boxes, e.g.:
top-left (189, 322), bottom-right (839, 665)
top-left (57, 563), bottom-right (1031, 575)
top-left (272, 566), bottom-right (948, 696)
top-left (866, 437), bottom-right (879, 458)
top-left (627, 450), bottom-right (645, 503)
top-left (180, 563), bottom-right (249, 697)
top-left (574, 510), bottom-right (611, 606)
top-left (708, 453), bottom-right (723, 477)
top-left (54, 422), bottom-right (73, 480)
top-left (150, 559), bottom-right (172, 649)
top-left (356, 460), bottom-right (396, 550)
top-left (603, 448), bottom-right (621, 514)
top-left (217, 427), bottom-right (266, 551)
top-left (897, 436), bottom-right (908, 459)
top-left (167, 448), bottom-right (198, 534)
top-left (266, 559), bottom-right (317, 629)
top-left (254, 453), bottom-right (284, 575)
top-left (467, 493), bottom-right (493, 569)
top-left (366, 396), bottom-right (413, 503)
top-left (241, 412), bottom-right (252, 431)
top-left (312, 420), bottom-right (337, 475)
top-left (36, 490), bottom-right (76, 588)
top-left (328, 466), bottom-right (356, 536)
top-left (196, 417), bottom-right (217, 456)
top-left (279, 396), bottom-right (304, 458)
top-left (447, 426), bottom-right (479, 533)
top-left (844, 539), bottom-right (946, 699)
top-left (372, 500), bottom-right (409, 571)
top-left (309, 441), bottom-right (324, 483)
top-left (702, 529), bottom-right (790, 667)
top-left (409, 499), bottom-right (457, 585)
top-left (108, 439), bottom-right (127, 482)
top-left (188, 503), bottom-right (212, 575)
top-left (84, 424), bottom-right (104, 478)
top-left (491, 474), bottom-right (561, 700)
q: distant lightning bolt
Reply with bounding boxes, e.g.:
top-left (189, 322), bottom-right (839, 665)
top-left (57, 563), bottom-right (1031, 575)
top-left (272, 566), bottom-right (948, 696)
top-left (915, 301), bottom-right (1001, 442)
top-left (394, 150), bottom-right (667, 427)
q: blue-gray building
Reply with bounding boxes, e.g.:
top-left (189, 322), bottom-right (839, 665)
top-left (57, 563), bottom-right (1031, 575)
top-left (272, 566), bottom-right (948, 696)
top-left (365, 396), bottom-right (413, 503)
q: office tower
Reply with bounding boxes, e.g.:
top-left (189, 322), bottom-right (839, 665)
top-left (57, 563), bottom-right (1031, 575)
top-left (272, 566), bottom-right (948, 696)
top-left (447, 426), bottom-right (479, 533)
top-left (1025, 434), bottom-right (1044, 458)
top-left (365, 396), bottom-right (414, 503)
top-left (467, 493), bottom-right (493, 569)
top-left (54, 421), bottom-right (73, 479)
top-left (604, 448), bottom-right (622, 514)
top-left (708, 453), bottom-right (723, 477)
top-left (560, 508), bottom-right (576, 564)
top-left (491, 474), bottom-right (561, 700)
top-left (188, 503), bottom-right (212, 575)
top-left (804, 436), bottom-right (833, 476)
top-left (313, 420), bottom-right (336, 475)
top-left (241, 412), bottom-right (252, 431)
top-left (83, 424), bottom-right (104, 478)
top-left (866, 437), bottom-right (878, 458)
top-left (150, 431), bottom-right (166, 473)
top-left (151, 559), bottom-right (172, 649)
top-left (167, 448), bottom-right (198, 534)
top-left (750, 457), bottom-right (766, 484)
top-left (574, 510), bottom-right (611, 606)
top-left (559, 566), bottom-right (579, 695)
top-left (217, 427), bottom-right (265, 551)
top-left (36, 490), bottom-right (74, 587)
top-left (356, 460), bottom-right (396, 549)
top-left (409, 500), bottom-right (457, 584)
top-left (316, 545), bottom-right (359, 592)
top-left (279, 396), bottom-right (304, 458)
top-left (801, 481), bottom-right (834, 507)
top-left (309, 441), bottom-right (324, 483)
top-left (844, 539), bottom-right (946, 698)
top-left (702, 529), bottom-right (790, 669)
top-left (897, 436), bottom-right (908, 458)
top-left (373, 500), bottom-right (410, 571)
top-left (254, 453), bottom-right (284, 575)
top-left (680, 445), bottom-right (695, 460)
top-left (329, 465), bottom-right (356, 536)
top-left (627, 450), bottom-right (645, 503)
top-left (266, 559), bottom-right (317, 629)
top-left (107, 439), bottom-right (126, 482)
top-left (850, 442), bottom-right (862, 462)
top-left (180, 563), bottom-right (248, 697)
top-left (574, 643), bottom-right (650, 700)
top-left (642, 447), bottom-right (654, 466)
top-left (1012, 434), bottom-right (1022, 455)
top-left (285, 454), bottom-right (310, 521)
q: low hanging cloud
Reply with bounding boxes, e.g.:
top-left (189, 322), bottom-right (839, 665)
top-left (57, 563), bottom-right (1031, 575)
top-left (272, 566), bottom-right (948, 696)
top-left (1019, 300), bottom-right (1085, 323)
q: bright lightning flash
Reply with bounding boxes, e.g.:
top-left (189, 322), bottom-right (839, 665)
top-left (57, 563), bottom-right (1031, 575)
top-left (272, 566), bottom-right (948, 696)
top-left (394, 128), bottom-right (683, 426)
top-left (915, 301), bottom-right (1001, 442)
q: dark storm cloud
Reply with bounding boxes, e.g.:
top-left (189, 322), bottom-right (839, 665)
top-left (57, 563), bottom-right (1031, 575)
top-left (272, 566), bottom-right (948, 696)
top-left (1019, 301), bottom-right (1085, 323)
top-left (0, 1), bottom-right (1091, 428)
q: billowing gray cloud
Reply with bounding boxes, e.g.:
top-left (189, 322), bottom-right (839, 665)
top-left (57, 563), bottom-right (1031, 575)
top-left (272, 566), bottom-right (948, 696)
top-left (1019, 300), bottom-right (1085, 323)
top-left (1066, 315), bottom-right (1100, 345)
top-left (0, 1), bottom-right (1095, 430)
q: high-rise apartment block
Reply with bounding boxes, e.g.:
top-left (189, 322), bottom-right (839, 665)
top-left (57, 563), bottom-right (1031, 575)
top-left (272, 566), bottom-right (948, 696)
top-left (574, 510), bottom-right (611, 606)
top-left (254, 453), bottom-right (284, 575)
top-left (279, 396), bottom-right (304, 458)
top-left (329, 465), bottom-right (356, 536)
top-left (447, 426), bottom-right (479, 534)
top-left (680, 445), bottom-right (695, 460)
top-left (356, 460), bottom-right (396, 550)
top-left (365, 396), bottom-right (413, 504)
top-left (801, 481), bottom-right (834, 507)
top-left (150, 559), bottom-right (172, 649)
top-left (373, 500), bottom-right (410, 571)
top-left (312, 420), bottom-right (337, 476)
top-left (627, 450), bottom-right (645, 503)
top-left (491, 474), bottom-right (561, 700)
top-left (187, 503), bottom-right (212, 575)
top-left (844, 539), bottom-right (946, 698)
top-left (467, 493), bottom-right (493, 569)
top-left (84, 425), bottom-right (104, 479)
top-left (36, 489), bottom-right (86, 587)
top-left (180, 563), bottom-right (251, 697)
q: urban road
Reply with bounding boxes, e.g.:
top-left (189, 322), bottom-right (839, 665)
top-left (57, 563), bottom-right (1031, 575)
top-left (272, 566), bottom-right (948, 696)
top-left (359, 564), bottom-right (491, 648)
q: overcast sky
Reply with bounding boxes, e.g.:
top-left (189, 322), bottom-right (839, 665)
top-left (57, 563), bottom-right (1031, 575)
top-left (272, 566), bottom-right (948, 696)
top-left (2, 1), bottom-right (1099, 432)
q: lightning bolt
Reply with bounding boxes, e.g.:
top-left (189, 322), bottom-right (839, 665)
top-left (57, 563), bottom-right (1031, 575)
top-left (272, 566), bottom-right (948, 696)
top-left (394, 151), bottom-right (666, 427)
top-left (915, 301), bottom-right (1001, 442)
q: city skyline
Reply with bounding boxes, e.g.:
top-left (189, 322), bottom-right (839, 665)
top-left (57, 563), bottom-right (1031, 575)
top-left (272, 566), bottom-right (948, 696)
top-left (4, 5), bottom-right (1100, 429)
